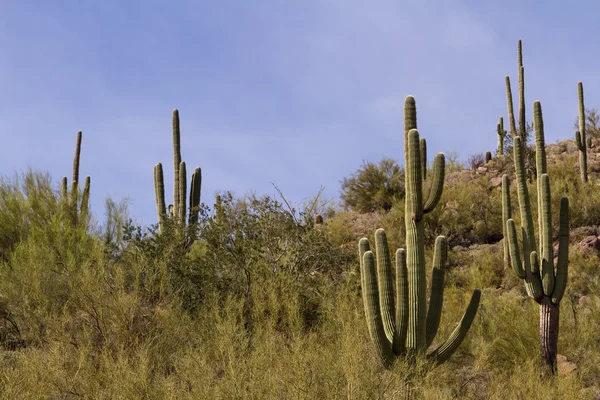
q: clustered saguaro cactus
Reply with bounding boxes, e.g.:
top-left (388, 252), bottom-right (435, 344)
top-left (497, 116), bottom-right (507, 156)
top-left (502, 100), bottom-right (570, 374)
top-left (575, 81), bottom-right (590, 183)
top-left (154, 109), bottom-right (202, 235)
top-left (358, 96), bottom-right (481, 368)
top-left (61, 131), bottom-right (91, 227)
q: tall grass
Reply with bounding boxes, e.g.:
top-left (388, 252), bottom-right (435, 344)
top-left (1, 168), bottom-right (600, 399)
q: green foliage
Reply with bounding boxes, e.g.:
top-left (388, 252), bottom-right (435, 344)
top-left (2, 162), bottom-right (600, 397)
top-left (573, 107), bottom-right (600, 140)
top-left (340, 157), bottom-right (405, 213)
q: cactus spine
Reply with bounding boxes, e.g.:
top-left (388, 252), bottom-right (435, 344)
top-left (62, 131), bottom-right (91, 227)
top-left (575, 81), bottom-right (589, 183)
top-left (502, 100), bottom-right (569, 374)
top-left (154, 110), bottom-right (202, 236)
top-left (497, 117), bottom-right (507, 156)
top-left (358, 96), bottom-right (481, 368)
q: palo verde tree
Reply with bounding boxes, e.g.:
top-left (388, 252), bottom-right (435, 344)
top-left (340, 157), bottom-right (405, 213)
top-left (358, 96), bottom-right (481, 368)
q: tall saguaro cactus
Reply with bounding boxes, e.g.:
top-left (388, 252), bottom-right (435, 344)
top-left (575, 81), bottom-right (589, 183)
top-left (154, 109), bottom-right (202, 236)
top-left (502, 100), bottom-right (570, 374)
top-left (62, 131), bottom-right (91, 227)
top-left (358, 96), bottom-right (481, 368)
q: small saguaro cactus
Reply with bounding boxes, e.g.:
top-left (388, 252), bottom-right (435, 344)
top-left (497, 117), bottom-right (507, 156)
top-left (154, 109), bottom-right (202, 236)
top-left (358, 96), bottom-right (481, 368)
top-left (485, 151), bottom-right (492, 163)
top-left (502, 100), bottom-right (570, 374)
top-left (315, 214), bottom-right (324, 224)
top-left (575, 81), bottom-right (589, 183)
top-left (61, 131), bottom-right (91, 227)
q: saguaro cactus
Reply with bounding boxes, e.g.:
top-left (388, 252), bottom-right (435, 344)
top-left (497, 117), bottom-right (507, 156)
top-left (502, 100), bottom-right (569, 374)
top-left (575, 81), bottom-right (589, 183)
top-left (62, 131), bottom-right (91, 227)
top-left (154, 109), bottom-right (202, 235)
top-left (358, 96), bottom-right (481, 368)
top-left (485, 151), bottom-right (492, 163)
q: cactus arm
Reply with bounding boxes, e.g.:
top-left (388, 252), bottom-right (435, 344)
top-left (69, 180), bottom-right (78, 210)
top-left (506, 219), bottom-right (527, 279)
top-left (361, 251), bottom-right (395, 368)
top-left (502, 175), bottom-right (512, 270)
top-left (423, 153), bottom-right (445, 214)
top-left (188, 167), bottom-right (202, 225)
top-left (577, 82), bottom-right (588, 182)
top-left (154, 163), bottom-right (167, 231)
top-left (539, 174), bottom-right (554, 295)
top-left (505, 76), bottom-right (517, 137)
top-left (81, 176), bottom-right (90, 217)
top-left (534, 101), bottom-right (547, 258)
top-left (358, 238), bottom-right (370, 270)
top-left (427, 289), bottom-right (481, 364)
top-left (575, 131), bottom-right (583, 150)
top-left (552, 197), bottom-right (569, 304)
top-left (61, 177), bottom-right (68, 200)
top-left (358, 237), bottom-right (371, 289)
top-left (178, 161), bottom-right (187, 224)
top-left (72, 131), bottom-right (82, 186)
top-left (518, 66), bottom-right (526, 137)
top-left (534, 101), bottom-right (547, 176)
top-left (395, 248), bottom-right (408, 356)
top-left (172, 109), bottom-right (182, 222)
top-left (374, 228), bottom-right (396, 343)
top-left (420, 138), bottom-right (427, 181)
top-left (425, 236), bottom-right (447, 348)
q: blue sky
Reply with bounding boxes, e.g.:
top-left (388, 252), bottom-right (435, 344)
top-left (1, 1), bottom-right (599, 226)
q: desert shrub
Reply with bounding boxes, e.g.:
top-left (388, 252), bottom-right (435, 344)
top-left (0, 170), bottom-right (66, 261)
top-left (468, 153), bottom-right (487, 170)
top-left (548, 154), bottom-right (600, 229)
top-left (425, 175), bottom-right (503, 247)
top-left (340, 157), bottom-right (405, 213)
